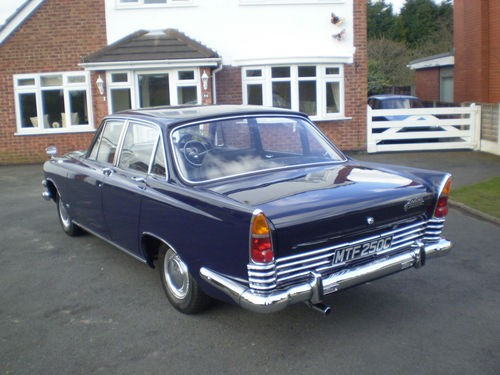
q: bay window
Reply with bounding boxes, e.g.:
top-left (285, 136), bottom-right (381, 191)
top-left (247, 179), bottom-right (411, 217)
top-left (242, 65), bottom-right (345, 120)
top-left (14, 72), bottom-right (93, 134)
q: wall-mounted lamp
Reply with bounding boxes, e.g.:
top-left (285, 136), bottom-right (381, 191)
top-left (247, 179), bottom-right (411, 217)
top-left (201, 71), bottom-right (209, 91)
top-left (96, 75), bottom-right (105, 96)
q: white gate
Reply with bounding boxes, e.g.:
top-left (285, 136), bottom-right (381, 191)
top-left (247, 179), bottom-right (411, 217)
top-left (367, 104), bottom-right (481, 153)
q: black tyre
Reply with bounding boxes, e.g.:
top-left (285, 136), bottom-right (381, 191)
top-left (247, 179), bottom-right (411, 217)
top-left (159, 245), bottom-right (211, 314)
top-left (57, 193), bottom-right (82, 236)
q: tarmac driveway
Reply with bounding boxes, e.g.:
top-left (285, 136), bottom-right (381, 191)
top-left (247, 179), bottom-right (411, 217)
top-left (1, 150), bottom-right (499, 375)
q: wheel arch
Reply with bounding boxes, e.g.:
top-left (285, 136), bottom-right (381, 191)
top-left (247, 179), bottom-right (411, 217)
top-left (45, 178), bottom-right (59, 203)
top-left (140, 232), bottom-right (178, 269)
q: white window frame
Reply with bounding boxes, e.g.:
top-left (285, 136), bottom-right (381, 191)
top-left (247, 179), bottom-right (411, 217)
top-left (13, 71), bottom-right (94, 135)
top-left (106, 68), bottom-right (202, 114)
top-left (242, 64), bottom-right (345, 121)
top-left (240, 0), bottom-right (343, 5)
top-left (115, 0), bottom-right (194, 9)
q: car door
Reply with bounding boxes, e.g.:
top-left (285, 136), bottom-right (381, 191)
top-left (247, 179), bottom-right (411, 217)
top-left (68, 119), bottom-right (126, 236)
top-left (101, 121), bottom-right (159, 255)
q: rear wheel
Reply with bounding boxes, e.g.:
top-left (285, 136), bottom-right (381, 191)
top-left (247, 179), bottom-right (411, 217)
top-left (159, 245), bottom-right (211, 314)
top-left (57, 193), bottom-right (82, 236)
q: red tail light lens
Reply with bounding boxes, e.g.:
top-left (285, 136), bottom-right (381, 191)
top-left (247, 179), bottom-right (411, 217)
top-left (250, 212), bottom-right (274, 263)
top-left (434, 177), bottom-right (451, 218)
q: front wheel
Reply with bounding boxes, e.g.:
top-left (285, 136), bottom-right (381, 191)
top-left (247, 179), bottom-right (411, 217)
top-left (159, 245), bottom-right (211, 314)
top-left (57, 193), bottom-right (82, 236)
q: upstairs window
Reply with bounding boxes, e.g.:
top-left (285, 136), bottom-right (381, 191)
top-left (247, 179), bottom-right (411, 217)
top-left (14, 72), bottom-right (94, 135)
top-left (116, 0), bottom-right (194, 7)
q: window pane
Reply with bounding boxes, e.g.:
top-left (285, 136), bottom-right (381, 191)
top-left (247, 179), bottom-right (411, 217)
top-left (258, 122), bottom-right (303, 154)
top-left (118, 124), bottom-right (158, 172)
top-left (139, 74), bottom-right (170, 107)
top-left (69, 90), bottom-right (88, 125)
top-left (326, 82), bottom-right (340, 113)
top-left (298, 66), bottom-right (316, 77)
top-left (111, 89), bottom-right (131, 113)
top-left (42, 89), bottom-right (64, 128)
top-left (271, 67), bottom-right (290, 78)
top-left (272, 81), bottom-right (291, 109)
top-left (111, 73), bottom-right (128, 83)
top-left (119, 0), bottom-right (138, 3)
top-left (18, 78), bottom-right (35, 86)
top-left (19, 93), bottom-right (37, 128)
top-left (41, 75), bottom-right (63, 86)
top-left (145, 0), bottom-right (166, 3)
top-left (178, 86), bottom-right (197, 104)
top-left (96, 121), bottom-right (125, 164)
top-left (326, 67), bottom-right (340, 75)
top-left (152, 142), bottom-right (166, 177)
top-left (299, 81), bottom-right (316, 116)
top-left (178, 71), bottom-right (194, 80)
top-left (67, 76), bottom-right (86, 84)
top-left (246, 69), bottom-right (262, 77)
top-left (247, 84), bottom-right (263, 105)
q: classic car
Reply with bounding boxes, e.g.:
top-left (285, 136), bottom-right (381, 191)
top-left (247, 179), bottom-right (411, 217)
top-left (42, 105), bottom-right (452, 315)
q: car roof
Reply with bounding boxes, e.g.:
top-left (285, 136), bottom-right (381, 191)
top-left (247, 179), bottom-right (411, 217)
top-left (105, 105), bottom-right (308, 129)
top-left (368, 94), bottom-right (421, 101)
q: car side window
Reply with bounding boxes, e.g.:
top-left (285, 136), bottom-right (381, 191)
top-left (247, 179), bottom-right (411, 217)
top-left (95, 120), bottom-right (125, 164)
top-left (151, 140), bottom-right (167, 177)
top-left (118, 122), bottom-right (158, 173)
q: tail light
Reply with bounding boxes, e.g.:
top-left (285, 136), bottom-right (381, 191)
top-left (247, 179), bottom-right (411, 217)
top-left (434, 177), bottom-right (452, 218)
top-left (250, 211), bottom-right (274, 263)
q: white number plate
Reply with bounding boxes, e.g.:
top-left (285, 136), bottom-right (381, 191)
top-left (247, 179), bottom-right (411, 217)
top-left (333, 236), bottom-right (393, 265)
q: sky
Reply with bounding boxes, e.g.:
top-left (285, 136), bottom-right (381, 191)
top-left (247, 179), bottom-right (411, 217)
top-left (0, 0), bottom-right (448, 27)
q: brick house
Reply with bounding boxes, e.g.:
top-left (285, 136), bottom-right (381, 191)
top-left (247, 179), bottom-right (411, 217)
top-left (408, 0), bottom-right (500, 104)
top-left (0, 0), bottom-right (367, 164)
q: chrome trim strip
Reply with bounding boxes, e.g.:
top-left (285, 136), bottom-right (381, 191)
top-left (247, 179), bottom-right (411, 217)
top-left (74, 221), bottom-right (147, 264)
top-left (200, 239), bottom-right (452, 314)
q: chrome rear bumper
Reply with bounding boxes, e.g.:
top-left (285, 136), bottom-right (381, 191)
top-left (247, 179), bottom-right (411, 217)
top-left (200, 238), bottom-right (452, 314)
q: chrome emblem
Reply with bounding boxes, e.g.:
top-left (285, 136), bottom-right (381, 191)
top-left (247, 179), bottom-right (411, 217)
top-left (404, 197), bottom-right (425, 211)
top-left (367, 217), bottom-right (374, 225)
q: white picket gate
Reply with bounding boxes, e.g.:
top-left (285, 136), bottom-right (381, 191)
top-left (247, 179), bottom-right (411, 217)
top-left (367, 104), bottom-right (481, 153)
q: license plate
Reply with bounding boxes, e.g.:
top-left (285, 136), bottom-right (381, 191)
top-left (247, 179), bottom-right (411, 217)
top-left (333, 236), bottom-right (393, 265)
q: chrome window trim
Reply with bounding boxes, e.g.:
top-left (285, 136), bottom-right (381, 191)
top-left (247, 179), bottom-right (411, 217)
top-left (169, 113), bottom-right (347, 185)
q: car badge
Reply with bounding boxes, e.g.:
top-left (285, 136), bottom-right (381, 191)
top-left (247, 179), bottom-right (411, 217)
top-left (367, 217), bottom-right (374, 225)
top-left (404, 197), bottom-right (425, 211)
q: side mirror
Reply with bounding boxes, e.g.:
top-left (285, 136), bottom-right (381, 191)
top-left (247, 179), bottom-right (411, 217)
top-left (45, 146), bottom-right (58, 157)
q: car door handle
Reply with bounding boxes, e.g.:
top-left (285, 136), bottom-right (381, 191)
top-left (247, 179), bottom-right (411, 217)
top-left (131, 176), bottom-right (146, 184)
top-left (102, 168), bottom-right (114, 176)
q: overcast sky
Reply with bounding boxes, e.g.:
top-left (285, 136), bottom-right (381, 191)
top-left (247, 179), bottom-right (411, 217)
top-left (0, 0), bottom-right (448, 28)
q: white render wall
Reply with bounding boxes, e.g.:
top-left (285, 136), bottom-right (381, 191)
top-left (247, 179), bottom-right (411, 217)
top-left (105, 0), bottom-right (354, 66)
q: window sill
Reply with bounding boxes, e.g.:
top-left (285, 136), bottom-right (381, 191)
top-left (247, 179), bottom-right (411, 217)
top-left (15, 127), bottom-right (96, 136)
top-left (310, 116), bottom-right (352, 122)
top-left (240, 0), bottom-right (343, 5)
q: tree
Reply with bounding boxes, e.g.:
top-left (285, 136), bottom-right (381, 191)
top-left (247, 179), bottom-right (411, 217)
top-left (367, 0), bottom-right (397, 40)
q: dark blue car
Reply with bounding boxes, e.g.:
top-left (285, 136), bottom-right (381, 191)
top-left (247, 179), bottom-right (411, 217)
top-left (42, 105), bottom-right (452, 314)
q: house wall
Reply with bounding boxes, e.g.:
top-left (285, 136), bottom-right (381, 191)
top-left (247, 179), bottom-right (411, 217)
top-left (215, 0), bottom-right (367, 150)
top-left (415, 68), bottom-right (440, 102)
top-left (454, 0), bottom-right (500, 103)
top-left (105, 0), bottom-right (355, 66)
top-left (0, 0), bottom-right (106, 164)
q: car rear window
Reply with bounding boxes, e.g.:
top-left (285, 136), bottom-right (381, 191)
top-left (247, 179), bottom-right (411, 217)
top-left (170, 116), bottom-right (344, 183)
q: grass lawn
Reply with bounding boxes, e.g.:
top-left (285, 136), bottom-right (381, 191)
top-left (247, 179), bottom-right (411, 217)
top-left (450, 177), bottom-right (500, 218)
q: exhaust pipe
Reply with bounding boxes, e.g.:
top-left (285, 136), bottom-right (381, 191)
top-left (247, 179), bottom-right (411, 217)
top-left (307, 302), bottom-right (331, 316)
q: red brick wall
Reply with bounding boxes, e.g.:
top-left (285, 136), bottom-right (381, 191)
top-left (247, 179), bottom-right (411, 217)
top-left (454, 0), bottom-right (500, 103)
top-left (488, 0), bottom-right (500, 102)
top-left (215, 66), bottom-right (243, 105)
top-left (415, 68), bottom-right (440, 101)
top-left (0, 0), bottom-right (106, 164)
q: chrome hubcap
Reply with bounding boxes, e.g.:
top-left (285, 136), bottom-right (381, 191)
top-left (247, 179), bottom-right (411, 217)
top-left (58, 197), bottom-right (71, 229)
top-left (164, 250), bottom-right (190, 300)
